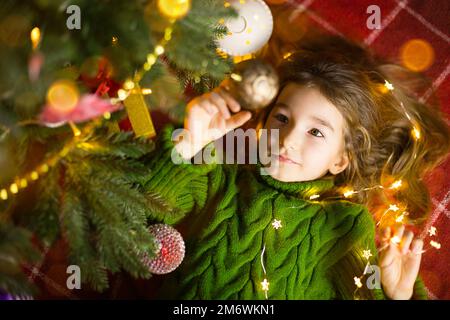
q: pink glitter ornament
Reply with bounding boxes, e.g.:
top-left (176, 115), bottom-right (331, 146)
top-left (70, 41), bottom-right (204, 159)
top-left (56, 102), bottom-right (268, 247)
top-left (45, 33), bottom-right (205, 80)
top-left (144, 224), bottom-right (185, 275)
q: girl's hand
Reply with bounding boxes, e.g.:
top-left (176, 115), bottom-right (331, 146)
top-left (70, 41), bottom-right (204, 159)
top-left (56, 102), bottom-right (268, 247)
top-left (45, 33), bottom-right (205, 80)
top-left (175, 86), bottom-right (252, 160)
top-left (379, 225), bottom-right (424, 300)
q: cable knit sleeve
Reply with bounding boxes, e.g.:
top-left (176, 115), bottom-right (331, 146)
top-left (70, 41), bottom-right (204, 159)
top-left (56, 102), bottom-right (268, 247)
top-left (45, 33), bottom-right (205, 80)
top-left (324, 203), bottom-right (428, 300)
top-left (141, 124), bottom-right (221, 225)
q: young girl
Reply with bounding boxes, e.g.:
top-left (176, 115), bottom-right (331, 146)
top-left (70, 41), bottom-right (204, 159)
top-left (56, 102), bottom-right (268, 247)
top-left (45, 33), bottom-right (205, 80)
top-left (142, 36), bottom-right (450, 299)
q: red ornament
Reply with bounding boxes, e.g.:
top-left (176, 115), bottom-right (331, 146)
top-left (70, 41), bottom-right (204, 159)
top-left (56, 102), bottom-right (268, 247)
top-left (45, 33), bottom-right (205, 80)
top-left (78, 56), bottom-right (122, 96)
top-left (143, 224), bottom-right (185, 275)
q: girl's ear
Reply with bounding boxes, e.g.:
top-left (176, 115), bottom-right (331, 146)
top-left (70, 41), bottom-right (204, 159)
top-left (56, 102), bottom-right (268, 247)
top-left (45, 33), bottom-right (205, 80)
top-left (329, 152), bottom-right (349, 175)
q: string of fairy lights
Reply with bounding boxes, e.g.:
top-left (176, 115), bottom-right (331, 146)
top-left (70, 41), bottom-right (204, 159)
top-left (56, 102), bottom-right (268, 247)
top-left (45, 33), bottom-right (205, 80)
top-left (0, 0), bottom-right (191, 202)
top-left (258, 79), bottom-right (441, 300)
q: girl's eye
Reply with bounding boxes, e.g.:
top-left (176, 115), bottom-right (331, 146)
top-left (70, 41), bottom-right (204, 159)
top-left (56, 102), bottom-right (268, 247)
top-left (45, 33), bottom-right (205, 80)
top-left (309, 128), bottom-right (324, 138)
top-left (274, 113), bottom-right (289, 124)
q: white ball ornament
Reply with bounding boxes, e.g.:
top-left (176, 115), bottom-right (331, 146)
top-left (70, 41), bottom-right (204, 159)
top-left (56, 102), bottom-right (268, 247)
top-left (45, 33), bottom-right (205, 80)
top-left (217, 0), bottom-right (274, 56)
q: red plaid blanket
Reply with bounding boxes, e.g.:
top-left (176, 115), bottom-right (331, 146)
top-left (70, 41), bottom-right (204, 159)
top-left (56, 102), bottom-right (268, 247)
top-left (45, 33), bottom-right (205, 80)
top-left (280, 0), bottom-right (450, 299)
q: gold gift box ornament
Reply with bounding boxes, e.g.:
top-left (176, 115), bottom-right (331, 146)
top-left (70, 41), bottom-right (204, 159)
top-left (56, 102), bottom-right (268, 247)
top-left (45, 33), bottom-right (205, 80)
top-left (122, 84), bottom-right (156, 139)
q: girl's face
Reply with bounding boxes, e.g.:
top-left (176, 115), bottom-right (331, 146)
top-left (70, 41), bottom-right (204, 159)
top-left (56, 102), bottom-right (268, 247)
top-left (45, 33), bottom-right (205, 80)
top-left (263, 83), bottom-right (349, 182)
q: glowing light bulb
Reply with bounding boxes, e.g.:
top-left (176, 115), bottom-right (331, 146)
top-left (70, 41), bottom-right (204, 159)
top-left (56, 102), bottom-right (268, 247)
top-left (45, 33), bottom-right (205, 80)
top-left (118, 89), bottom-right (128, 101)
top-left (0, 189), bottom-right (8, 200)
top-left (354, 277), bottom-right (363, 288)
top-left (155, 45), bottom-right (165, 56)
top-left (261, 278), bottom-right (270, 292)
top-left (9, 183), bottom-right (18, 194)
top-left (123, 80), bottom-right (135, 90)
top-left (343, 189), bottom-right (355, 198)
top-left (430, 240), bottom-right (441, 249)
top-left (30, 27), bottom-right (41, 50)
top-left (390, 180), bottom-right (402, 190)
top-left (391, 236), bottom-right (401, 245)
top-left (384, 80), bottom-right (394, 91)
top-left (230, 73), bottom-right (242, 82)
top-left (20, 179), bottom-right (28, 188)
top-left (412, 126), bottom-right (421, 140)
top-left (141, 88), bottom-right (153, 95)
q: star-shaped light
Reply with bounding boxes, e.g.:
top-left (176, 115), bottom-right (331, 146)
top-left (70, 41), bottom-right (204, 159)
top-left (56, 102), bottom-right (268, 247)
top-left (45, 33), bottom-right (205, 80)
top-left (362, 249), bottom-right (372, 260)
top-left (428, 226), bottom-right (437, 237)
top-left (388, 204), bottom-right (399, 212)
top-left (272, 219), bottom-right (282, 230)
top-left (395, 213), bottom-right (405, 223)
top-left (389, 179), bottom-right (402, 190)
top-left (391, 235), bottom-right (401, 245)
top-left (354, 277), bottom-right (363, 288)
top-left (384, 80), bottom-right (394, 91)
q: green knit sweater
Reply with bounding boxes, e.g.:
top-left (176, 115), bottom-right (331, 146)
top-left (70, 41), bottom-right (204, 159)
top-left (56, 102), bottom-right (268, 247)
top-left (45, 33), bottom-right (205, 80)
top-left (142, 125), bottom-right (427, 300)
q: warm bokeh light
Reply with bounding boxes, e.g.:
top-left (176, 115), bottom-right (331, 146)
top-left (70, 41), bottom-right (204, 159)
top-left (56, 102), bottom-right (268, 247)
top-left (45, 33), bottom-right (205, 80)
top-left (343, 188), bottom-right (355, 198)
top-left (412, 126), bottom-right (421, 140)
top-left (400, 39), bottom-right (434, 72)
top-left (46, 80), bottom-right (79, 113)
top-left (157, 0), bottom-right (191, 19)
top-left (30, 27), bottom-right (41, 49)
top-left (0, 189), bottom-right (8, 200)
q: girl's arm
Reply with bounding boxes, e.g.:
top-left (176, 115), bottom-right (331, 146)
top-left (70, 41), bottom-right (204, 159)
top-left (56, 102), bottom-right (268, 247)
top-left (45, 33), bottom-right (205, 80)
top-left (141, 86), bottom-right (251, 224)
top-left (140, 124), bottom-right (221, 225)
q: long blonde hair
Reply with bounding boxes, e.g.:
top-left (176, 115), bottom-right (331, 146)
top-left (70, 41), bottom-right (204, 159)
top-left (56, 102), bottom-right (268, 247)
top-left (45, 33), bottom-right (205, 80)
top-left (258, 35), bottom-right (450, 223)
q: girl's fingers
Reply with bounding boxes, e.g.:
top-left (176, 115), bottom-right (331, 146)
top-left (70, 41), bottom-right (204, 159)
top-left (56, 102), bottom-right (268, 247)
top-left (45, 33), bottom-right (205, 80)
top-left (210, 113), bottom-right (227, 137)
top-left (225, 111), bottom-right (252, 131)
top-left (411, 238), bottom-right (424, 255)
top-left (379, 242), bottom-right (396, 269)
top-left (403, 238), bottom-right (423, 285)
top-left (392, 224), bottom-right (405, 243)
top-left (209, 92), bottom-right (231, 119)
top-left (381, 226), bottom-right (391, 243)
top-left (200, 100), bottom-right (218, 116)
top-left (215, 87), bottom-right (241, 113)
top-left (401, 230), bottom-right (414, 254)
top-left (219, 78), bottom-right (232, 91)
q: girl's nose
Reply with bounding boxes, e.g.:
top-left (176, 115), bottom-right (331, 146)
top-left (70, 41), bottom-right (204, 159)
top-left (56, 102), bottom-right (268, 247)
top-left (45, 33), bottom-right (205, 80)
top-left (281, 129), bottom-right (300, 152)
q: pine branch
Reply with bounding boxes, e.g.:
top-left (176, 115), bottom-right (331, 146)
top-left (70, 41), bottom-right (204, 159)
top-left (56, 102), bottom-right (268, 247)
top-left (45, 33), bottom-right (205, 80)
top-left (0, 0), bottom-right (239, 294)
top-left (62, 161), bottom-right (158, 290)
top-left (20, 167), bottom-right (62, 246)
top-left (0, 223), bottom-right (40, 296)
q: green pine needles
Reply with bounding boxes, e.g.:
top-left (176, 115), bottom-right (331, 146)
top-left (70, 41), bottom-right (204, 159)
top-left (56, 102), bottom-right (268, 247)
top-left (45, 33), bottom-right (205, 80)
top-left (0, 0), bottom-right (237, 294)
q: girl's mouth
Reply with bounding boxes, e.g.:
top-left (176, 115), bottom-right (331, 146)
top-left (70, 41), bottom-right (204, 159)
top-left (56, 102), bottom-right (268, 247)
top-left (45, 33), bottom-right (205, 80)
top-left (276, 154), bottom-right (301, 165)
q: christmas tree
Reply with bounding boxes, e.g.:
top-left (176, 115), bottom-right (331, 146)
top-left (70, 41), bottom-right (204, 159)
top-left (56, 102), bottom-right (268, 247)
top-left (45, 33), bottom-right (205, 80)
top-left (0, 0), bottom-right (239, 295)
